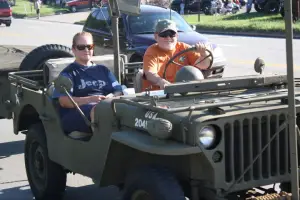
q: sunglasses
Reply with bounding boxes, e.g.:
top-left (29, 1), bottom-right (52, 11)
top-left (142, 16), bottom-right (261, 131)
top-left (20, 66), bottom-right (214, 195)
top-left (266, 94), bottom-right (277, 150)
top-left (158, 30), bottom-right (177, 38)
top-left (75, 44), bottom-right (94, 51)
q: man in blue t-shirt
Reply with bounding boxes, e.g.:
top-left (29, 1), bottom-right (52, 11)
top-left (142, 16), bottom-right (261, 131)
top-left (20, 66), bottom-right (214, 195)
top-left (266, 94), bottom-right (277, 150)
top-left (52, 31), bottom-right (123, 134)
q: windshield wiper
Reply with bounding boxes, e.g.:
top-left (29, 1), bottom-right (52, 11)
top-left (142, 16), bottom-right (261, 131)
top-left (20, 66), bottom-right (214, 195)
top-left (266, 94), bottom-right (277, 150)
top-left (134, 31), bottom-right (154, 34)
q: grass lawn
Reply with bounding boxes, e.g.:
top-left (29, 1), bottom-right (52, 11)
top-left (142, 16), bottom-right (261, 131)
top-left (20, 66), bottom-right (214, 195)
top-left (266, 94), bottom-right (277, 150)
top-left (12, 0), bottom-right (68, 18)
top-left (183, 12), bottom-right (300, 34)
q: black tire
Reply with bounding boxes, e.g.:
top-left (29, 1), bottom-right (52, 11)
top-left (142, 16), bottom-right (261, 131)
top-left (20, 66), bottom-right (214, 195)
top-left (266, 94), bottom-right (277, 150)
top-left (254, 3), bottom-right (264, 12)
top-left (280, 6), bottom-right (284, 17)
top-left (25, 123), bottom-right (67, 200)
top-left (263, 0), bottom-right (279, 14)
top-left (122, 166), bottom-right (186, 200)
top-left (71, 5), bottom-right (77, 12)
top-left (19, 44), bottom-right (73, 71)
top-left (5, 23), bottom-right (11, 27)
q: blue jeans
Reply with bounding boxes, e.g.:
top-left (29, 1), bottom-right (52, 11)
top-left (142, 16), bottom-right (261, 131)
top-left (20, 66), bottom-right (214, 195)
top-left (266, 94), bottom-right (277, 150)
top-left (61, 103), bottom-right (95, 134)
top-left (246, 0), bottom-right (253, 12)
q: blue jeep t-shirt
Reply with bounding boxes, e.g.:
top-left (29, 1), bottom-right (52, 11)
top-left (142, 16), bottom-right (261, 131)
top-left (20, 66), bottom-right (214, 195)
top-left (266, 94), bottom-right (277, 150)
top-left (52, 61), bottom-right (123, 117)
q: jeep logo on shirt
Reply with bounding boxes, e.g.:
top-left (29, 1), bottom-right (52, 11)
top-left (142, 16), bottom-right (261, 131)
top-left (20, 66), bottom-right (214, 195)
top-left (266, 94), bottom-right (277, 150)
top-left (78, 79), bottom-right (106, 89)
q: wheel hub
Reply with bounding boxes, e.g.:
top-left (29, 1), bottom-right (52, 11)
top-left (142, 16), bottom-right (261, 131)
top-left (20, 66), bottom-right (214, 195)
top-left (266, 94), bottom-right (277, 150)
top-left (34, 146), bottom-right (45, 179)
top-left (29, 143), bottom-right (47, 190)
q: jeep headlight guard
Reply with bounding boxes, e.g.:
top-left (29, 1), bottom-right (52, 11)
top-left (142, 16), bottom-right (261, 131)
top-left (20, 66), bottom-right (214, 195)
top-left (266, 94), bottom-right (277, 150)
top-left (198, 125), bottom-right (216, 149)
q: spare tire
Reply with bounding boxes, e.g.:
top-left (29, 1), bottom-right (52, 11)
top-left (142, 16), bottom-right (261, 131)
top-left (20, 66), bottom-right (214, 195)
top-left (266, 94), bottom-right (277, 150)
top-left (19, 44), bottom-right (74, 71)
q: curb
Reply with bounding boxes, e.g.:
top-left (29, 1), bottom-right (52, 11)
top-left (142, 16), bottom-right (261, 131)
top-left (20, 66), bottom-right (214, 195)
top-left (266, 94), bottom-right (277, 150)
top-left (196, 29), bottom-right (300, 39)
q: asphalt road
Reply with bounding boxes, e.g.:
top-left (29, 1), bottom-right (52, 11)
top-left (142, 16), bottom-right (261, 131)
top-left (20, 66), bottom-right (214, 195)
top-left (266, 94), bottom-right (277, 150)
top-left (0, 11), bottom-right (297, 199)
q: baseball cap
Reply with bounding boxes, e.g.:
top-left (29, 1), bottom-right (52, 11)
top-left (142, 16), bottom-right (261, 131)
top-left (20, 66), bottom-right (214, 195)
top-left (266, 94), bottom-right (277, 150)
top-left (155, 19), bottom-right (178, 33)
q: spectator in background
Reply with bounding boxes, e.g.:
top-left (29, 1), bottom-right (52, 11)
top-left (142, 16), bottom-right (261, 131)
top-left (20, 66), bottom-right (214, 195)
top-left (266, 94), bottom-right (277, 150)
top-left (180, 0), bottom-right (185, 15)
top-left (246, 0), bottom-right (253, 13)
top-left (34, 0), bottom-right (41, 19)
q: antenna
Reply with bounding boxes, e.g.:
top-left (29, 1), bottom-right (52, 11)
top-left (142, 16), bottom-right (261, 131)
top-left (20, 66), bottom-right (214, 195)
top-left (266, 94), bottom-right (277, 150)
top-left (169, 0), bottom-right (172, 20)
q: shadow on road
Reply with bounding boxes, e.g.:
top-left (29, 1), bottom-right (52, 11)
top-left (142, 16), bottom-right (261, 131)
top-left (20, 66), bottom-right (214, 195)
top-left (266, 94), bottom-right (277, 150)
top-left (0, 184), bottom-right (121, 200)
top-left (0, 140), bottom-right (24, 159)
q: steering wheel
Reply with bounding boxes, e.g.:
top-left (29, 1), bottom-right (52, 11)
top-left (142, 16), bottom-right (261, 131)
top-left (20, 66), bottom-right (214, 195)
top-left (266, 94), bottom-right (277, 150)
top-left (162, 46), bottom-right (214, 80)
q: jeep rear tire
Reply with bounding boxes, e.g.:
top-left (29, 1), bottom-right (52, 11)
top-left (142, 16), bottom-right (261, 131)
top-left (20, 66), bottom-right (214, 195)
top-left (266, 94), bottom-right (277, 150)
top-left (19, 44), bottom-right (73, 71)
top-left (25, 123), bottom-right (67, 200)
top-left (122, 166), bottom-right (186, 200)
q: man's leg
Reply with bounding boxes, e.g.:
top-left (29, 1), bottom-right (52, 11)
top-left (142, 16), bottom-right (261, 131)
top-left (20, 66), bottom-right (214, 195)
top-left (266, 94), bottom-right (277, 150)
top-left (246, 0), bottom-right (252, 13)
top-left (37, 9), bottom-right (40, 19)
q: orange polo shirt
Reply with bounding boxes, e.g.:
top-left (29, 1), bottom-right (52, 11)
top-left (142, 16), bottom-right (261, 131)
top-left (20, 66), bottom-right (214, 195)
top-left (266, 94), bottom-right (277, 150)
top-left (142, 42), bottom-right (201, 91)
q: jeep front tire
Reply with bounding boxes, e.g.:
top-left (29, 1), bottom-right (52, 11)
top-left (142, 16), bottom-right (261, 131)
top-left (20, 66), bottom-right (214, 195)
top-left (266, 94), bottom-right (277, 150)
top-left (25, 123), bottom-right (67, 200)
top-left (122, 166), bottom-right (186, 200)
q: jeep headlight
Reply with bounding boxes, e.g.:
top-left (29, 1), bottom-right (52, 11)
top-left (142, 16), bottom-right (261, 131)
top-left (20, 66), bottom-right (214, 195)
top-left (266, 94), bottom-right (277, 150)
top-left (198, 126), bottom-right (216, 149)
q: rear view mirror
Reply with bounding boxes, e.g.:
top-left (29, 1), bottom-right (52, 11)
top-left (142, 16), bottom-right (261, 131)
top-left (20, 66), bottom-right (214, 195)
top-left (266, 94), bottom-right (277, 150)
top-left (190, 24), bottom-right (196, 31)
top-left (54, 75), bottom-right (73, 94)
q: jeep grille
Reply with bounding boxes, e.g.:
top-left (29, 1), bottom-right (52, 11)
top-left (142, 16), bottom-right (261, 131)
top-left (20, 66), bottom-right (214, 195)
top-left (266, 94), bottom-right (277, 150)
top-left (224, 113), bottom-right (290, 183)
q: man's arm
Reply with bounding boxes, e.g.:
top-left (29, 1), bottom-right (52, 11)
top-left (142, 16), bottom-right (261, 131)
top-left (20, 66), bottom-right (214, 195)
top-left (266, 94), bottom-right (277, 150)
top-left (143, 54), bottom-right (170, 89)
top-left (186, 43), bottom-right (213, 70)
top-left (193, 50), bottom-right (213, 70)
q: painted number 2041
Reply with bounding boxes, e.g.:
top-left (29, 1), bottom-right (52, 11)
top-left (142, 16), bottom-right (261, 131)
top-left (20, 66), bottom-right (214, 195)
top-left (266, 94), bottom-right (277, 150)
top-left (134, 111), bottom-right (158, 129)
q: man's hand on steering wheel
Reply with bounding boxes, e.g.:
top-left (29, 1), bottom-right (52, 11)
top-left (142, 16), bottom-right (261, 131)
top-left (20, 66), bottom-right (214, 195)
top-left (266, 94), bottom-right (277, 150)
top-left (195, 42), bottom-right (213, 56)
top-left (158, 79), bottom-right (171, 89)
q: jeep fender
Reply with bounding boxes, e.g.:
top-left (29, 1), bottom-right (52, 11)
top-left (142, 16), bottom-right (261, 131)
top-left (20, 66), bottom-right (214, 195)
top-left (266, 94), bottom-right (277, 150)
top-left (111, 130), bottom-right (201, 156)
top-left (13, 103), bottom-right (41, 135)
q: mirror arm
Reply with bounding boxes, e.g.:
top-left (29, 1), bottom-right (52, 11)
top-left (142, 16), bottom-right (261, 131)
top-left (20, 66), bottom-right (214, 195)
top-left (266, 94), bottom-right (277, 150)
top-left (62, 87), bottom-right (92, 128)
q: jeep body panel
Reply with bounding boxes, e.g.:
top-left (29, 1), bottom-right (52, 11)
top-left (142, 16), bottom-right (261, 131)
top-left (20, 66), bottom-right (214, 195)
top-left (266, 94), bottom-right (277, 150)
top-left (111, 130), bottom-right (202, 155)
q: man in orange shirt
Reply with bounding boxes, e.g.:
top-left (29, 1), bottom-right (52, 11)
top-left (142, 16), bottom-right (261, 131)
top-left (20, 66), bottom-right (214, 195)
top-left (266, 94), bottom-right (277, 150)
top-left (142, 19), bottom-right (213, 91)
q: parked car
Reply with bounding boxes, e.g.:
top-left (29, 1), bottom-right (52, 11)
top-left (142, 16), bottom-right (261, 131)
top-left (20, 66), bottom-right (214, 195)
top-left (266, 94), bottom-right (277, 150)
top-left (0, 0), bottom-right (11, 27)
top-left (65, 0), bottom-right (100, 12)
top-left (83, 4), bottom-right (226, 65)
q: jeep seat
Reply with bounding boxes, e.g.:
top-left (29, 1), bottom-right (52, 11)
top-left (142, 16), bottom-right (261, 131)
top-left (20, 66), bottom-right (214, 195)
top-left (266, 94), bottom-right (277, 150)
top-left (45, 55), bottom-right (119, 140)
top-left (46, 55), bottom-right (117, 84)
top-left (133, 69), bottom-right (145, 93)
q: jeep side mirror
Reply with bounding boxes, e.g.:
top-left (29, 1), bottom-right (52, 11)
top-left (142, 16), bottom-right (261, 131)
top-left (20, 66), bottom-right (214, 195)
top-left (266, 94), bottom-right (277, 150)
top-left (54, 75), bottom-right (73, 94)
top-left (254, 57), bottom-right (265, 74)
top-left (54, 75), bottom-right (92, 128)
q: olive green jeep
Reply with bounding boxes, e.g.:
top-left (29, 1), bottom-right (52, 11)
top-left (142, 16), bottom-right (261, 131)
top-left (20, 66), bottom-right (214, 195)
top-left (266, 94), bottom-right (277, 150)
top-left (0, 39), bottom-right (297, 200)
